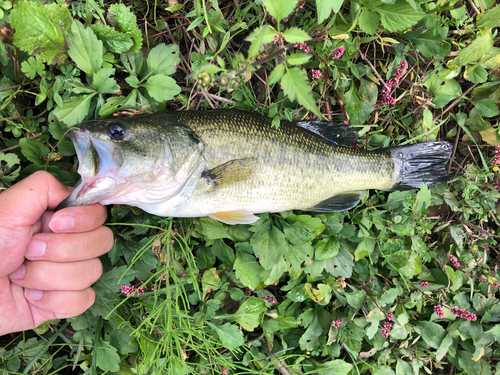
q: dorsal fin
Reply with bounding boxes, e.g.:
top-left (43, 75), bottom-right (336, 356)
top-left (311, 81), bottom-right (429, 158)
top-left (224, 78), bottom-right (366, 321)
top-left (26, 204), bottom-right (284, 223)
top-left (296, 121), bottom-right (359, 147)
top-left (309, 192), bottom-right (363, 212)
top-left (208, 211), bottom-right (260, 225)
top-left (202, 158), bottom-right (256, 189)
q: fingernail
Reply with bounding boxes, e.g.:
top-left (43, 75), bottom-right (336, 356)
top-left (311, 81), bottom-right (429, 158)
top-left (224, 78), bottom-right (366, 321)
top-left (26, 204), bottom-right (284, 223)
top-left (49, 216), bottom-right (75, 232)
top-left (26, 240), bottom-right (46, 258)
top-left (25, 289), bottom-right (43, 301)
top-left (9, 264), bottom-right (25, 280)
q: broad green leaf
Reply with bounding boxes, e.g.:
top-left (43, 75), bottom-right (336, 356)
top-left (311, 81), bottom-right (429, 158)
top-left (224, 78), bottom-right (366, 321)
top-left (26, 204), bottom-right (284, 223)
top-left (10, 0), bottom-right (71, 64)
top-left (246, 25), bottom-right (274, 59)
top-left (202, 268), bottom-right (222, 299)
top-left (211, 239), bottom-right (235, 264)
top-left (287, 53), bottom-right (312, 65)
top-left (282, 27), bottom-right (311, 43)
top-left (354, 237), bottom-right (375, 260)
top-left (263, 0), bottom-right (299, 22)
top-left (262, 256), bottom-right (287, 285)
top-left (299, 311), bottom-right (323, 351)
top-left (250, 224), bottom-right (288, 270)
top-left (143, 44), bottom-right (180, 81)
top-left (92, 68), bottom-right (117, 93)
top-left (477, 4), bottom-right (500, 30)
top-left (261, 316), bottom-right (299, 333)
top-left (53, 93), bottom-right (97, 126)
top-left (108, 4), bottom-right (142, 52)
top-left (233, 251), bottom-right (262, 290)
top-left (451, 33), bottom-right (493, 66)
top-left (379, 288), bottom-right (399, 306)
top-left (315, 236), bottom-right (340, 260)
top-left (359, 8), bottom-right (379, 34)
top-left (19, 138), bottom-right (49, 165)
top-left (457, 350), bottom-right (481, 374)
top-left (474, 98), bottom-right (500, 117)
top-left (406, 28), bottom-right (451, 59)
top-left (344, 290), bottom-right (366, 309)
top-left (99, 92), bottom-right (138, 117)
top-left (21, 57), bottom-right (45, 79)
top-left (319, 359), bottom-right (353, 374)
top-left (305, 283), bottom-right (332, 304)
top-left (467, 65), bottom-right (488, 84)
top-left (416, 321), bottom-right (446, 349)
top-left (198, 217), bottom-right (235, 241)
top-left (281, 68), bottom-right (321, 116)
top-left (207, 322), bottom-right (244, 350)
top-left (325, 247), bottom-right (353, 277)
top-left (68, 21), bottom-right (103, 76)
top-left (230, 297), bottom-right (267, 331)
top-left (343, 86), bottom-right (361, 119)
top-left (95, 265), bottom-right (138, 293)
top-left (96, 340), bottom-right (120, 372)
top-left (141, 74), bottom-right (181, 102)
top-left (105, 320), bottom-right (138, 355)
top-left (436, 334), bottom-right (454, 362)
top-left (376, 0), bottom-right (424, 32)
top-left (317, 0), bottom-right (345, 24)
top-left (91, 24), bottom-right (133, 53)
top-left (268, 64), bottom-right (285, 86)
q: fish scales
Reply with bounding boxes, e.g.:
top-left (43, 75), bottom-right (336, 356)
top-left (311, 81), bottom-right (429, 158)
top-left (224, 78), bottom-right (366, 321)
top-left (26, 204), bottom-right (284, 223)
top-left (60, 110), bottom-right (452, 224)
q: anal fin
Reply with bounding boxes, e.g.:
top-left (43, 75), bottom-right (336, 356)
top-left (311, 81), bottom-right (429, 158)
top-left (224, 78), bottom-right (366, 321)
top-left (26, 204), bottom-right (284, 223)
top-left (208, 211), bottom-right (260, 225)
top-left (309, 192), bottom-right (363, 212)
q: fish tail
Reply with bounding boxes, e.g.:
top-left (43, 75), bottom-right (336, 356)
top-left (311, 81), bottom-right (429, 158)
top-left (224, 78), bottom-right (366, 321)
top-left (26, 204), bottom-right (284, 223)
top-left (390, 141), bottom-right (453, 190)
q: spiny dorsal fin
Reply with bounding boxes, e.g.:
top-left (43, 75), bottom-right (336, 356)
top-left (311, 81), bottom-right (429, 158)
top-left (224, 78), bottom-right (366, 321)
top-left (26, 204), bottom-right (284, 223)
top-left (309, 192), bottom-right (363, 212)
top-left (208, 211), bottom-right (260, 225)
top-left (296, 121), bottom-right (359, 147)
top-left (202, 158), bottom-right (256, 189)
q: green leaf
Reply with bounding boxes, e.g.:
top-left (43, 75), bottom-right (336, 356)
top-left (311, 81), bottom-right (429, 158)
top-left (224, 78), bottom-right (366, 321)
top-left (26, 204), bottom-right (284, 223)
top-left (198, 217), bottom-right (235, 241)
top-left (263, 0), bottom-right (299, 22)
top-left (105, 320), bottom-right (138, 355)
top-left (319, 359), bottom-right (353, 374)
top-left (376, 0), bottom-right (425, 32)
top-left (316, 0), bottom-right (345, 24)
top-left (68, 20), bottom-right (103, 76)
top-left (207, 322), bottom-right (244, 350)
top-left (53, 93), bottom-right (97, 126)
top-left (451, 33), bottom-right (493, 66)
top-left (10, 0), bottom-right (71, 64)
top-left (261, 316), bottom-right (299, 333)
top-left (281, 67), bottom-right (321, 116)
top-left (325, 247), bottom-right (353, 277)
top-left (234, 251), bottom-right (262, 290)
top-left (436, 334), bottom-right (453, 362)
top-left (287, 53), bottom-right (312, 65)
top-left (344, 290), bottom-right (366, 309)
top-left (299, 311), bottom-right (323, 351)
top-left (108, 4), bottom-right (142, 52)
top-left (92, 68), bottom-right (117, 93)
top-left (474, 98), bottom-right (500, 117)
top-left (315, 237), bottom-right (340, 260)
top-left (282, 27), bottom-right (311, 43)
top-left (416, 321), bottom-right (446, 349)
top-left (406, 28), bottom-right (451, 59)
top-left (19, 138), bottom-right (49, 165)
top-left (211, 239), bottom-right (235, 264)
top-left (467, 65), bottom-right (488, 84)
top-left (268, 64), bottom-right (285, 86)
top-left (143, 44), bottom-right (180, 81)
top-left (250, 224), bottom-right (288, 270)
top-left (21, 57), bottom-right (45, 79)
top-left (359, 8), bottom-right (379, 34)
top-left (477, 4), bottom-right (500, 30)
top-left (202, 268), bottom-right (222, 299)
top-left (90, 24), bottom-right (133, 54)
top-left (96, 340), bottom-right (120, 372)
top-left (141, 74), bottom-right (181, 102)
top-left (246, 25), bottom-right (275, 59)
top-left (230, 297), bottom-right (267, 331)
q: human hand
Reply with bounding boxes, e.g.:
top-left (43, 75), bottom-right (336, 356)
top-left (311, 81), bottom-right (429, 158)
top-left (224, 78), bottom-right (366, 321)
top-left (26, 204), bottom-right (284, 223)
top-left (0, 171), bottom-right (114, 335)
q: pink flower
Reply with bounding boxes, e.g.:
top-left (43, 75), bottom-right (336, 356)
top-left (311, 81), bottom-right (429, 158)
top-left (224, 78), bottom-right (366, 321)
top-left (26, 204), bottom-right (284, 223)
top-left (493, 282), bottom-right (499, 288)
top-left (331, 318), bottom-right (344, 328)
top-left (387, 312), bottom-right (393, 321)
top-left (449, 307), bottom-right (477, 321)
top-left (311, 69), bottom-right (322, 79)
top-left (120, 284), bottom-right (146, 297)
top-left (381, 322), bottom-right (393, 338)
top-left (274, 35), bottom-right (284, 44)
top-left (264, 295), bottom-right (277, 304)
top-left (421, 281), bottom-right (429, 288)
top-left (222, 370), bottom-right (228, 375)
top-left (332, 46), bottom-right (344, 59)
top-left (295, 42), bottom-right (311, 53)
top-left (380, 60), bottom-right (408, 106)
top-left (447, 253), bottom-right (460, 268)
top-left (434, 304), bottom-right (446, 318)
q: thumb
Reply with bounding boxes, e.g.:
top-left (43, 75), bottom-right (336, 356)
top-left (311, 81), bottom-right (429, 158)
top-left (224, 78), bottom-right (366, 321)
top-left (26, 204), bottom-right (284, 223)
top-left (0, 171), bottom-right (71, 229)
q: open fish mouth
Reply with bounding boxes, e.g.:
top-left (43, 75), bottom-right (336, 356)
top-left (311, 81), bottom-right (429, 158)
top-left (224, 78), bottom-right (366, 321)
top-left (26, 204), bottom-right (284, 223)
top-left (59, 129), bottom-right (123, 208)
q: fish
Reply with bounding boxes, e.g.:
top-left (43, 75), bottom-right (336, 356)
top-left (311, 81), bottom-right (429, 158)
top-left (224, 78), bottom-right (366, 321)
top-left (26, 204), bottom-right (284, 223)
top-left (60, 110), bottom-right (452, 225)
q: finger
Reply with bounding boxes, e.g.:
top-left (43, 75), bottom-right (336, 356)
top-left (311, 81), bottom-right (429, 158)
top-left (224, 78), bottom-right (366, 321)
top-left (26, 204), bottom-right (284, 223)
top-left (25, 288), bottom-right (96, 326)
top-left (0, 171), bottom-right (71, 229)
top-left (48, 204), bottom-right (108, 233)
top-left (9, 259), bottom-right (103, 291)
top-left (25, 226), bottom-right (114, 262)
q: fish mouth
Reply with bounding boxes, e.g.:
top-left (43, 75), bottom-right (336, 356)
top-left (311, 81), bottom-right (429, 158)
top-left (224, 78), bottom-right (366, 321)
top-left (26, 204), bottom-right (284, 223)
top-left (61, 129), bottom-right (123, 207)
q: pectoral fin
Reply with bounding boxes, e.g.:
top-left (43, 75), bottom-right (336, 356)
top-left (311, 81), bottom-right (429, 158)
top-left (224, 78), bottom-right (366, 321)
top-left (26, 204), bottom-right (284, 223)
top-left (208, 211), bottom-right (260, 225)
top-left (309, 192), bottom-right (363, 212)
top-left (202, 158), bottom-right (256, 189)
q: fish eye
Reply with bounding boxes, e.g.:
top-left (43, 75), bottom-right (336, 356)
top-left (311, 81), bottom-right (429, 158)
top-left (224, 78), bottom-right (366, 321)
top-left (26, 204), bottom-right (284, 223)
top-left (108, 123), bottom-right (125, 140)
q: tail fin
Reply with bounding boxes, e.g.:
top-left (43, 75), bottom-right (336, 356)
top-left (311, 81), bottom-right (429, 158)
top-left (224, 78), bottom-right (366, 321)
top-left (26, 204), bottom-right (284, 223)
top-left (390, 141), bottom-right (453, 190)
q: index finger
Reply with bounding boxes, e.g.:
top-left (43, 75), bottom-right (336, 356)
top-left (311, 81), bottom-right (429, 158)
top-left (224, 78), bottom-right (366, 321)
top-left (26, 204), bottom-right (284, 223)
top-left (49, 204), bottom-right (108, 233)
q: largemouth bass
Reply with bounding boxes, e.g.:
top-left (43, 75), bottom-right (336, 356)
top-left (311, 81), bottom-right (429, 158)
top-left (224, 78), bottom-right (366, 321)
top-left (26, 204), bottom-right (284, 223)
top-left (61, 110), bottom-right (452, 224)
